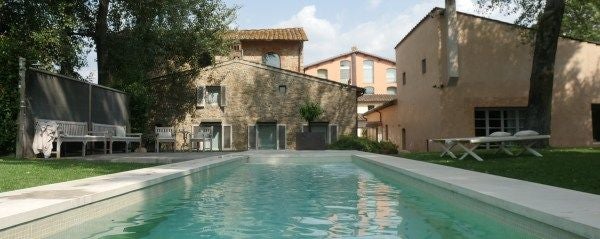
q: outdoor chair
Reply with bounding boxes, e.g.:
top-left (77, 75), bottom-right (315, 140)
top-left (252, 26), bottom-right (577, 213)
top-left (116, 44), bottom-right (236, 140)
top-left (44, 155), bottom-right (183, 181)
top-left (190, 126), bottom-right (212, 151)
top-left (155, 126), bottom-right (176, 153)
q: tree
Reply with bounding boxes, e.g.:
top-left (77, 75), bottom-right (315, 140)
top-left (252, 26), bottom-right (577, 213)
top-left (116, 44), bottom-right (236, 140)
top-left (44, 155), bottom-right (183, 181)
top-left (0, 0), bottom-right (87, 154)
top-left (477, 0), bottom-right (570, 134)
top-left (80, 0), bottom-right (236, 86)
top-left (299, 101), bottom-right (324, 132)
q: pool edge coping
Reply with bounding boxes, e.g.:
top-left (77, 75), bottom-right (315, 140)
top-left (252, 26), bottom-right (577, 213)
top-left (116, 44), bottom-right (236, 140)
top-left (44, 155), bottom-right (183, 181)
top-left (0, 154), bottom-right (247, 230)
top-left (353, 153), bottom-right (600, 239)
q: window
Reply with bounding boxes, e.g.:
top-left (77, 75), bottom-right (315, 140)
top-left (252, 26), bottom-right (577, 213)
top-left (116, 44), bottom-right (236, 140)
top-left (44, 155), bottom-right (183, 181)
top-left (278, 85), bottom-right (287, 94)
top-left (231, 44), bottom-right (241, 51)
top-left (387, 87), bottom-right (397, 95)
top-left (340, 60), bottom-right (350, 82)
top-left (263, 52), bottom-right (280, 68)
top-left (402, 72), bottom-right (406, 85)
top-left (386, 68), bottom-right (396, 83)
top-left (206, 86), bottom-right (221, 106)
top-left (474, 108), bottom-right (527, 148)
top-left (364, 86), bottom-right (374, 95)
top-left (317, 69), bottom-right (328, 79)
top-left (401, 128), bottom-right (406, 150)
top-left (385, 125), bottom-right (389, 141)
top-left (367, 105), bottom-right (375, 110)
top-left (363, 60), bottom-right (374, 83)
top-left (197, 86), bottom-right (227, 107)
top-left (593, 104), bottom-right (600, 142)
top-left (421, 58), bottom-right (427, 74)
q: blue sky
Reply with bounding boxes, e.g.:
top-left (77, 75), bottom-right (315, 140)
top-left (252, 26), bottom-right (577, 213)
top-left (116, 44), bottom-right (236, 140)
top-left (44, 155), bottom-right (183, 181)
top-left (78, 0), bottom-right (515, 83)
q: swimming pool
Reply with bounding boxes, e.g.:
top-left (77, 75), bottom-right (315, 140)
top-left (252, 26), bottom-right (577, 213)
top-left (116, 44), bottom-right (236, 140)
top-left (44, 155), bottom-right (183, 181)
top-left (46, 157), bottom-right (578, 238)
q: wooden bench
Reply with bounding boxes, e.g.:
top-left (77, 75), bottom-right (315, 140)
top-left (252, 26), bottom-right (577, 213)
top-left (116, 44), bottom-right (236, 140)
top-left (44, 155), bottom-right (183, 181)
top-left (92, 123), bottom-right (142, 154)
top-left (35, 119), bottom-right (107, 158)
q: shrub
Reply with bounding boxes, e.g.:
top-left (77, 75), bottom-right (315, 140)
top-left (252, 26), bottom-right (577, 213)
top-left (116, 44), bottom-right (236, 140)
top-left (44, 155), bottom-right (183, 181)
top-left (328, 135), bottom-right (398, 155)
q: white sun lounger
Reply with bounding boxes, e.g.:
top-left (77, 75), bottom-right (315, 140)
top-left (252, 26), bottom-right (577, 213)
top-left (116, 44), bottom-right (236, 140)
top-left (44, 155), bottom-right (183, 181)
top-left (429, 134), bottom-right (550, 161)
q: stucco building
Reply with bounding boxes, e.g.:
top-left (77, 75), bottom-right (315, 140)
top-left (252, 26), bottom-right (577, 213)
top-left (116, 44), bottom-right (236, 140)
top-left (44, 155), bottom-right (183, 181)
top-left (368, 8), bottom-right (600, 152)
top-left (304, 48), bottom-right (397, 136)
top-left (168, 28), bottom-right (361, 150)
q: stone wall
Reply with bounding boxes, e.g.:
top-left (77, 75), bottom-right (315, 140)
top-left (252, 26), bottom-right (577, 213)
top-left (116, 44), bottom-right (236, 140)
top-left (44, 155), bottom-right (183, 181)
top-left (240, 40), bottom-right (303, 72)
top-left (174, 60), bottom-right (358, 150)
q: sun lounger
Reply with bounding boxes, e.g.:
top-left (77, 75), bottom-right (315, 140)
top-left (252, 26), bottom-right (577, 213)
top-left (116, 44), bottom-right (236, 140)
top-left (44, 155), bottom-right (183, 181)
top-left (92, 123), bottom-right (142, 154)
top-left (429, 131), bottom-right (550, 161)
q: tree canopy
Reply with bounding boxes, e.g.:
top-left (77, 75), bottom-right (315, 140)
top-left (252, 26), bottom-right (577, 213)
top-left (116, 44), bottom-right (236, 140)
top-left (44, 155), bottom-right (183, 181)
top-left (477, 0), bottom-right (600, 42)
top-left (0, 0), bottom-right (236, 154)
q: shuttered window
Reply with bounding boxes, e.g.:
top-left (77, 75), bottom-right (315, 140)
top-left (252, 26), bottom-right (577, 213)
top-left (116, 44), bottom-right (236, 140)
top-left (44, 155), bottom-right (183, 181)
top-left (196, 86), bottom-right (205, 107)
top-left (248, 125), bottom-right (256, 150)
top-left (277, 124), bottom-right (286, 149)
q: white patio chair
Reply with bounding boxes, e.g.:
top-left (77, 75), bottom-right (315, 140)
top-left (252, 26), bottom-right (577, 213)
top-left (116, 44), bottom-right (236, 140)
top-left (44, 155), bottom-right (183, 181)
top-left (155, 126), bottom-right (176, 153)
top-left (190, 126), bottom-right (212, 151)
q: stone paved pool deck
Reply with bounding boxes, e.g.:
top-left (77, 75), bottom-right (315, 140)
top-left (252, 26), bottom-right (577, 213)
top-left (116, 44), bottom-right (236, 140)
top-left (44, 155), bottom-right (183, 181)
top-left (0, 150), bottom-right (599, 238)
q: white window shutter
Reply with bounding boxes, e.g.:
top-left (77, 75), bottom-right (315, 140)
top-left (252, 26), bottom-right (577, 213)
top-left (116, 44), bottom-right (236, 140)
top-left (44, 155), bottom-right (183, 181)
top-left (196, 86), bottom-right (205, 107)
top-left (248, 125), bottom-right (256, 150)
top-left (329, 125), bottom-right (338, 143)
top-left (219, 86), bottom-right (227, 107)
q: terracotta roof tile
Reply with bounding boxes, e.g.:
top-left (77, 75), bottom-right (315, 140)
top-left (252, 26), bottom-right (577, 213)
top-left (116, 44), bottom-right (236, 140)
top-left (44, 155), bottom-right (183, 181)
top-left (228, 28), bottom-right (308, 41)
top-left (358, 94), bottom-right (396, 102)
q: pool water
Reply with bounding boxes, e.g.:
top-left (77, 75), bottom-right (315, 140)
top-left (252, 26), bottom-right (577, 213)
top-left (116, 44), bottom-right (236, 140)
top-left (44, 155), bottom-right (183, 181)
top-left (52, 158), bottom-right (536, 238)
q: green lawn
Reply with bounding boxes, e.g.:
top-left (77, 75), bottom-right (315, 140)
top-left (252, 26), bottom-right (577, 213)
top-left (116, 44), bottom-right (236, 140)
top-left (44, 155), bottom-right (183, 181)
top-left (398, 148), bottom-right (600, 195)
top-left (0, 157), bottom-right (157, 192)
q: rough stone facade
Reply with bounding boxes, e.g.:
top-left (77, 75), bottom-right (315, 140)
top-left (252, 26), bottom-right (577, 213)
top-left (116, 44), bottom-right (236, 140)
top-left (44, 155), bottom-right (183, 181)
top-left (173, 60), bottom-right (359, 150)
top-left (239, 40), bottom-right (303, 72)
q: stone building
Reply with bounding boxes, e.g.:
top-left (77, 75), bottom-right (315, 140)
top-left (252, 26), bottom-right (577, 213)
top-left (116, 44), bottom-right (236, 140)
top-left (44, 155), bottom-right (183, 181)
top-left (369, 7), bottom-right (600, 152)
top-left (170, 28), bottom-right (361, 150)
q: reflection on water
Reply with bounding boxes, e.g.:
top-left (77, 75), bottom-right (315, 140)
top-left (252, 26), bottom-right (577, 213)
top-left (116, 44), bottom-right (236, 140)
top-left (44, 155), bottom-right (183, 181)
top-left (51, 161), bottom-right (534, 239)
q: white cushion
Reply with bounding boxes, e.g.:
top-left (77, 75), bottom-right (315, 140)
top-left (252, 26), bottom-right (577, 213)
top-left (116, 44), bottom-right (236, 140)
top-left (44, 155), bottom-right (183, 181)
top-left (489, 131), bottom-right (512, 137)
top-left (514, 130), bottom-right (540, 137)
top-left (157, 131), bottom-right (172, 139)
top-left (115, 126), bottom-right (126, 137)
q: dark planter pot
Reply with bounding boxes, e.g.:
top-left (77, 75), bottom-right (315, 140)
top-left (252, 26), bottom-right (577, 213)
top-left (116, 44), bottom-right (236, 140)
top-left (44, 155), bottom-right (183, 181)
top-left (296, 132), bottom-right (327, 150)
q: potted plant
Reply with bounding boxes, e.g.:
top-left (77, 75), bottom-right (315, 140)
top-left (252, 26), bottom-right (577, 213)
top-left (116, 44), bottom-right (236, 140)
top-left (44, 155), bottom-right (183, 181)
top-left (297, 101), bottom-right (326, 150)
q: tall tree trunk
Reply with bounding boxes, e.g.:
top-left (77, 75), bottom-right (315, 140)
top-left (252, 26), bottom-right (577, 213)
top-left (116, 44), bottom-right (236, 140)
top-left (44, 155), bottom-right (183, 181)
top-left (95, 0), bottom-right (110, 86)
top-left (527, 0), bottom-right (565, 135)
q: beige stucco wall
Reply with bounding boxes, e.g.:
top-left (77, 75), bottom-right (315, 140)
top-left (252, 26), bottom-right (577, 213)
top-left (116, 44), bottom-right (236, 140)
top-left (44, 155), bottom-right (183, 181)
top-left (394, 11), bottom-right (600, 152)
top-left (364, 104), bottom-right (400, 148)
top-left (304, 53), bottom-right (397, 94)
top-left (394, 15), bottom-right (444, 151)
top-left (173, 60), bottom-right (358, 150)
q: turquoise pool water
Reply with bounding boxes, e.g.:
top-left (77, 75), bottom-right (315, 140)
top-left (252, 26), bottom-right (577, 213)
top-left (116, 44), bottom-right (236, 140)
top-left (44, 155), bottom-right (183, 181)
top-left (52, 158), bottom-right (537, 238)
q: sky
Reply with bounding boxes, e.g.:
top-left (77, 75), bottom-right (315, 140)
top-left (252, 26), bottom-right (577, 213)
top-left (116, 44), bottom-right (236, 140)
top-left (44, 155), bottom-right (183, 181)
top-left (77, 0), bottom-right (516, 83)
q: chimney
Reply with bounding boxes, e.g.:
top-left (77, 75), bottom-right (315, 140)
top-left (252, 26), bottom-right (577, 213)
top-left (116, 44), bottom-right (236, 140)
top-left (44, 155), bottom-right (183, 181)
top-left (445, 0), bottom-right (459, 86)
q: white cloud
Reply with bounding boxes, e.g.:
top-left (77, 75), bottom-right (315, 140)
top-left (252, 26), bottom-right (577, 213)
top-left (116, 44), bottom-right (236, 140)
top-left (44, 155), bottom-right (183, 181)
top-left (275, 1), bottom-right (518, 65)
top-left (369, 0), bottom-right (382, 9)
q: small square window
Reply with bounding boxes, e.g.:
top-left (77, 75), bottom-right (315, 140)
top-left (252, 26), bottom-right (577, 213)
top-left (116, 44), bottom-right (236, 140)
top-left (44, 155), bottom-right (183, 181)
top-left (278, 85), bottom-right (287, 94)
top-left (421, 59), bottom-right (427, 74)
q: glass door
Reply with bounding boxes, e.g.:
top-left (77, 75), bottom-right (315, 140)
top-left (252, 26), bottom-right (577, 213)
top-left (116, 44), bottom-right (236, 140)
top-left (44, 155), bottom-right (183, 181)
top-left (256, 123), bottom-right (277, 150)
top-left (200, 122), bottom-right (221, 151)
